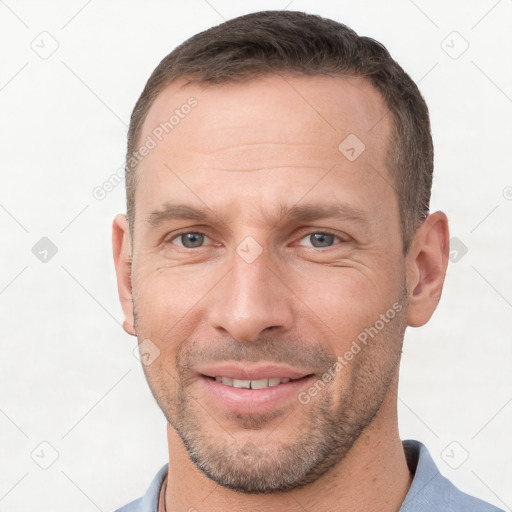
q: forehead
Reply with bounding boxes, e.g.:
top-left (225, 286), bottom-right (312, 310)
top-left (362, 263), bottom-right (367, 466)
top-left (134, 73), bottom-right (395, 228)
top-left (140, 74), bottom-right (391, 164)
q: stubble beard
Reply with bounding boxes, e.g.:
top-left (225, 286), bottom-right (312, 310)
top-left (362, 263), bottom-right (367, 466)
top-left (134, 292), bottom-right (408, 494)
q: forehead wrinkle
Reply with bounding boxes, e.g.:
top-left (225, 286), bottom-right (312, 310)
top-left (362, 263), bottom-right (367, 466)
top-left (171, 142), bottom-right (339, 173)
top-left (184, 164), bottom-right (335, 174)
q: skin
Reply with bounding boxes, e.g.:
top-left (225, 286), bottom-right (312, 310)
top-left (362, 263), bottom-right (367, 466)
top-left (112, 74), bottom-right (449, 512)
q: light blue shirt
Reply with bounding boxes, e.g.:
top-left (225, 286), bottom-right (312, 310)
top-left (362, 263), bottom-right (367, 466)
top-left (114, 439), bottom-right (504, 512)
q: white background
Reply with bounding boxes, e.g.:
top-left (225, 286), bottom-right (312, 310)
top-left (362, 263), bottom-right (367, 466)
top-left (0, 1), bottom-right (511, 511)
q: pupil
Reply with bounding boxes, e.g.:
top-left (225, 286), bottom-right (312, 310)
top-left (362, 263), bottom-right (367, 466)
top-left (183, 233), bottom-right (203, 248)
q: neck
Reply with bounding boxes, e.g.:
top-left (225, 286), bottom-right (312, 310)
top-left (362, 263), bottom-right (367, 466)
top-left (165, 380), bottom-right (412, 512)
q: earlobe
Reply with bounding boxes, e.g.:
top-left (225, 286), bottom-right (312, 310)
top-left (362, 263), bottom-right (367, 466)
top-left (406, 212), bottom-right (450, 327)
top-left (112, 213), bottom-right (136, 336)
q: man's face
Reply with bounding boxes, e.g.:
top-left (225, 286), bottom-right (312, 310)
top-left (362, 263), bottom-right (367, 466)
top-left (123, 75), bottom-right (410, 492)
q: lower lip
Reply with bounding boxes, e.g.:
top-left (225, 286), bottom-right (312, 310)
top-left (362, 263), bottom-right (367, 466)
top-left (199, 375), bottom-right (315, 415)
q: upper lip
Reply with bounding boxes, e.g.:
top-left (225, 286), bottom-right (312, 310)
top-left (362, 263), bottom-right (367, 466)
top-left (196, 363), bottom-right (312, 381)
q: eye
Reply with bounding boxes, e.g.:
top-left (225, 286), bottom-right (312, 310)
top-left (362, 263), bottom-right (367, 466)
top-left (169, 232), bottom-right (209, 249)
top-left (298, 232), bottom-right (342, 248)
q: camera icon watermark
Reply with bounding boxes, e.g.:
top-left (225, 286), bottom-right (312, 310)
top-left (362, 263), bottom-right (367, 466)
top-left (32, 237), bottom-right (58, 263)
top-left (30, 31), bottom-right (59, 60)
top-left (441, 440), bottom-right (469, 469)
top-left (31, 441), bottom-right (59, 469)
top-left (133, 338), bottom-right (161, 366)
top-left (338, 133), bottom-right (366, 162)
top-left (449, 237), bottom-right (468, 263)
top-left (502, 186), bottom-right (512, 201)
top-left (235, 441), bottom-right (268, 462)
top-left (441, 31), bottom-right (469, 60)
top-left (236, 236), bottom-right (263, 264)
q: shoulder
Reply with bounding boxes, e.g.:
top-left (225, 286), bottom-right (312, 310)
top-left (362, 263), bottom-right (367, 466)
top-left (113, 463), bottom-right (169, 512)
top-left (113, 497), bottom-right (143, 512)
top-left (400, 440), bottom-right (504, 512)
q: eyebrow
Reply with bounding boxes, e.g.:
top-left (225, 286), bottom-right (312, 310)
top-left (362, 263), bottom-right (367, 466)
top-left (148, 204), bottom-right (209, 227)
top-left (278, 203), bottom-right (369, 225)
top-left (147, 202), bottom-right (369, 229)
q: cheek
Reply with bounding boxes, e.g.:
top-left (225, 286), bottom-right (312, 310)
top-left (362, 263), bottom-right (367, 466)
top-left (135, 266), bottom-right (202, 311)
top-left (290, 265), bottom-right (401, 350)
top-left (132, 266), bottom-right (214, 343)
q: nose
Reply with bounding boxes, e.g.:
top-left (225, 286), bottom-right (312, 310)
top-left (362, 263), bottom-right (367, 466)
top-left (207, 249), bottom-right (294, 343)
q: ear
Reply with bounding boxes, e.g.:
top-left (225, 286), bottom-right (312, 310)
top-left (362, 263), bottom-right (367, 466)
top-left (406, 211), bottom-right (450, 327)
top-left (112, 213), bottom-right (136, 336)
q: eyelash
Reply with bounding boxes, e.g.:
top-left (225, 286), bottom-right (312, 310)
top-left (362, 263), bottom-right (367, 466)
top-left (164, 231), bottom-right (215, 248)
top-left (164, 229), bottom-right (347, 249)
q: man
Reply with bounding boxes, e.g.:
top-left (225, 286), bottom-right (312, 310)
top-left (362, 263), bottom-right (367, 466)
top-left (112, 10), bottom-right (502, 512)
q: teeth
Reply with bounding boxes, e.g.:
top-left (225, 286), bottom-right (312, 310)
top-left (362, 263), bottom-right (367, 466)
top-left (233, 379), bottom-right (251, 389)
top-left (214, 376), bottom-right (296, 389)
top-left (251, 378), bottom-right (269, 390)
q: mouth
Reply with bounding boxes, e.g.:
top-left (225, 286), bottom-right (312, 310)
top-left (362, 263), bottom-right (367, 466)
top-left (196, 364), bottom-right (316, 415)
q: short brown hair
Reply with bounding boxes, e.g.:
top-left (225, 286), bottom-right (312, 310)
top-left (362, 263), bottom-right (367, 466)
top-left (125, 10), bottom-right (433, 253)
